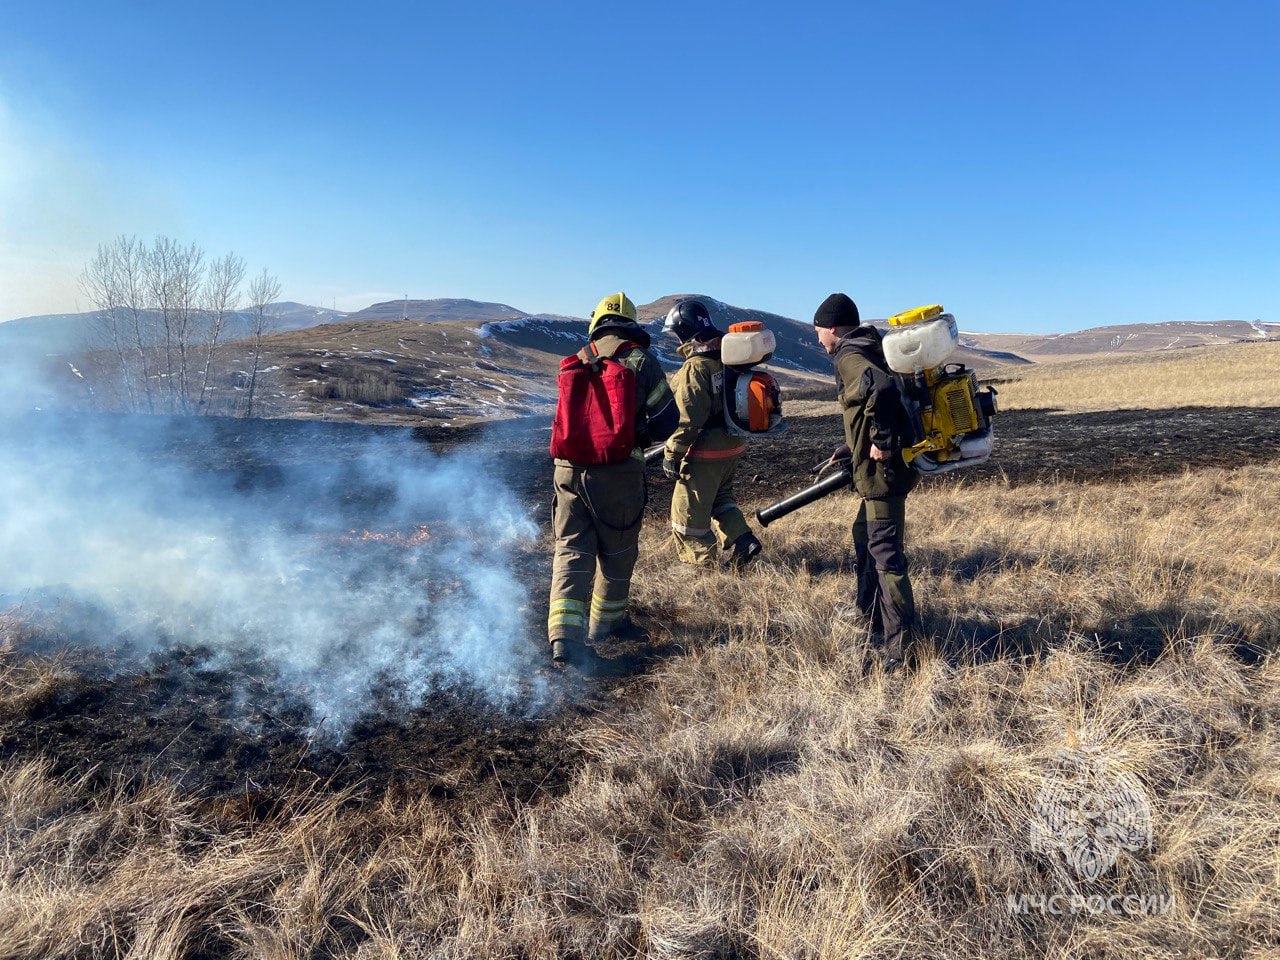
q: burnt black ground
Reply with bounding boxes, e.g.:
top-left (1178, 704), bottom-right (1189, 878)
top-left (0, 413), bottom-right (575, 804)
top-left (745, 392), bottom-right (1280, 497)
top-left (2, 401), bottom-right (1278, 805)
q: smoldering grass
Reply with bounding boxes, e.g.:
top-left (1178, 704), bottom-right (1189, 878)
top-left (0, 418), bottom-right (545, 735)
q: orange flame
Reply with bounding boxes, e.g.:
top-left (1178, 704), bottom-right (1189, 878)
top-left (339, 524), bottom-right (431, 547)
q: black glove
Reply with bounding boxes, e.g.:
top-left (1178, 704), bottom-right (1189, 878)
top-left (663, 456), bottom-right (679, 479)
top-left (816, 443), bottom-right (853, 481)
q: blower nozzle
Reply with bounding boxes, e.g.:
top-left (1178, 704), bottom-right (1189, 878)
top-left (755, 465), bottom-right (852, 527)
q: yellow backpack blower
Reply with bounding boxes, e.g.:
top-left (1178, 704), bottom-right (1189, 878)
top-left (755, 304), bottom-right (997, 526)
top-left (884, 304), bottom-right (997, 474)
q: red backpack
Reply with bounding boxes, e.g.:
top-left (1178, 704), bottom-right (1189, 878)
top-left (550, 340), bottom-right (639, 465)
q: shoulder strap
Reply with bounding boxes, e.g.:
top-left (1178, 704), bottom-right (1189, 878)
top-left (600, 339), bottom-right (640, 360)
top-left (583, 339), bottom-right (642, 370)
top-left (576, 341), bottom-right (608, 369)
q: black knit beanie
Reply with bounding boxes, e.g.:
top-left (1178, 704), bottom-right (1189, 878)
top-left (813, 293), bottom-right (860, 329)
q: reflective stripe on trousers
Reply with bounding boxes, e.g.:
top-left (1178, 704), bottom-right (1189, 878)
top-left (590, 593), bottom-right (628, 625)
top-left (547, 462), bottom-right (644, 642)
top-left (670, 455), bottom-right (751, 565)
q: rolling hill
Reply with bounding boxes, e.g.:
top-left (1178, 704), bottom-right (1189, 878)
top-left (234, 293), bottom-right (1038, 425)
top-left (15, 293), bottom-right (1278, 426)
top-left (203, 301), bottom-right (1280, 424)
top-left (0, 302), bottom-right (350, 356)
top-left (341, 299), bottom-right (527, 324)
top-left (207, 296), bottom-right (844, 424)
top-left (961, 319), bottom-right (1280, 361)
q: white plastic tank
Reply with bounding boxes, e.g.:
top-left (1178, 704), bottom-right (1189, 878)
top-left (882, 313), bottom-right (959, 374)
top-left (720, 322), bottom-right (776, 367)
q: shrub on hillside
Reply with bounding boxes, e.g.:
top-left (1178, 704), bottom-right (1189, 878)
top-left (304, 363), bottom-right (404, 406)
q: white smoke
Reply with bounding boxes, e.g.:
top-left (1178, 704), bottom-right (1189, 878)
top-left (0, 411), bottom-right (543, 735)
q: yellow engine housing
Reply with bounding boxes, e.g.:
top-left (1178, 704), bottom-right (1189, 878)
top-left (903, 368), bottom-right (987, 465)
top-left (882, 301), bottom-right (997, 473)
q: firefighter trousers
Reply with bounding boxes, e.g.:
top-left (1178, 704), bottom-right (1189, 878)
top-left (851, 495), bottom-right (916, 658)
top-left (548, 460), bottom-right (646, 644)
top-left (670, 456), bottom-right (751, 565)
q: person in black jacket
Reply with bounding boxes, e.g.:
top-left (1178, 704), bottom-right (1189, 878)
top-left (813, 293), bottom-right (918, 670)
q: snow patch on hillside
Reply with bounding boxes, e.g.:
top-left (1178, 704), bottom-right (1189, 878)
top-left (478, 317), bottom-right (585, 341)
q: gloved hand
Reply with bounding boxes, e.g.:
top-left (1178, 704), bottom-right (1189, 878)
top-left (663, 456), bottom-right (679, 479)
top-left (816, 443), bottom-right (853, 481)
top-left (810, 443), bottom-right (852, 477)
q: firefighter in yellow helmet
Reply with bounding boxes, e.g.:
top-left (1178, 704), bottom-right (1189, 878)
top-left (661, 299), bottom-right (762, 568)
top-left (547, 292), bottom-right (677, 667)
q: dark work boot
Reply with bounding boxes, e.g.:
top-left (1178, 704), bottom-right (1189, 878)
top-left (882, 631), bottom-right (909, 673)
top-left (727, 531), bottom-right (763, 571)
top-left (590, 615), bottom-right (650, 645)
top-left (551, 639), bottom-right (591, 669)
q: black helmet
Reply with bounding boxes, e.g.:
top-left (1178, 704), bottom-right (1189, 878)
top-left (663, 298), bottom-right (718, 343)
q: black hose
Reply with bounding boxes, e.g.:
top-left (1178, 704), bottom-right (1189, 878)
top-left (755, 466), bottom-right (852, 527)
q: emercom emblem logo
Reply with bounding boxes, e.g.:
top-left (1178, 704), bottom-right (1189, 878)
top-left (1029, 748), bottom-right (1153, 881)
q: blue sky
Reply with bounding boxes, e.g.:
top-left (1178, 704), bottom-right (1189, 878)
top-left (2, 0), bottom-right (1276, 332)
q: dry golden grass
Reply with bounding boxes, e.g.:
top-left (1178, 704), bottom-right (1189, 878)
top-left (2, 346), bottom-right (1279, 958)
top-left (739, 463), bottom-right (1280, 652)
top-left (988, 340), bottom-right (1280, 412)
top-left (788, 339), bottom-right (1280, 420)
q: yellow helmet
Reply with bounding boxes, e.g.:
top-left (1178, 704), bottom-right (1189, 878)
top-left (588, 291), bottom-right (638, 335)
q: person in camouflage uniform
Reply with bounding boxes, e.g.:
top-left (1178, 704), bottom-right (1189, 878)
top-left (547, 292), bottom-right (676, 667)
top-left (813, 292), bottom-right (919, 670)
top-left (661, 299), bottom-right (763, 568)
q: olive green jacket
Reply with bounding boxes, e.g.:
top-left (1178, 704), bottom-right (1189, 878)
top-left (833, 327), bottom-right (918, 499)
top-left (664, 339), bottom-right (748, 462)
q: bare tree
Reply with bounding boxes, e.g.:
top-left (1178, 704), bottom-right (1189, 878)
top-left (77, 236), bottom-right (279, 416)
top-left (196, 252), bottom-right (246, 411)
top-left (80, 242), bottom-right (135, 410)
top-left (172, 240), bottom-right (205, 409)
top-left (79, 235), bottom-right (155, 412)
top-left (244, 269), bottom-right (281, 417)
top-left (144, 237), bottom-right (207, 411)
top-left (145, 237), bottom-right (179, 409)
top-left (116, 236), bottom-right (156, 413)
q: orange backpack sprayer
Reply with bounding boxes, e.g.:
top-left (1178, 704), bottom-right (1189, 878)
top-left (719, 322), bottom-right (787, 438)
top-left (643, 319), bottom-right (788, 464)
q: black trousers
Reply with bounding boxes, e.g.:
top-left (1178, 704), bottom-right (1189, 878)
top-left (851, 495), bottom-right (916, 658)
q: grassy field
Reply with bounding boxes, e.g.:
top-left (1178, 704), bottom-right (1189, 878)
top-left (2, 343), bottom-right (1278, 959)
top-left (987, 339), bottom-right (1280, 412)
